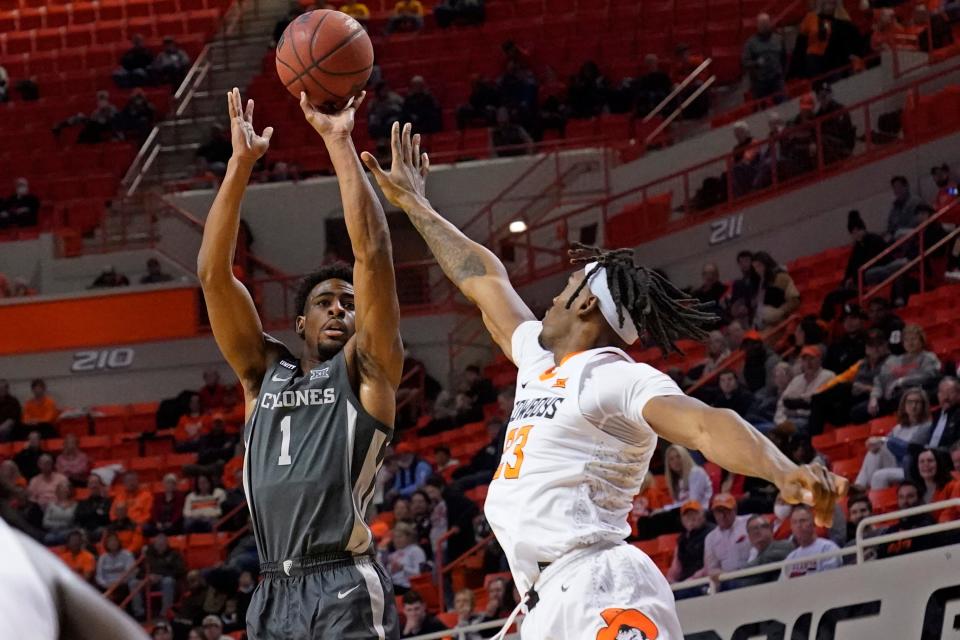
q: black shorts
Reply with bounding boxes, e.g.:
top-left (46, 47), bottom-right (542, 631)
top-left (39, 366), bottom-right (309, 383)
top-left (247, 553), bottom-right (399, 640)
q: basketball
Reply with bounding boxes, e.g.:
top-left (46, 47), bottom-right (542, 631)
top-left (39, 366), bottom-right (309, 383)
top-left (275, 9), bottom-right (374, 112)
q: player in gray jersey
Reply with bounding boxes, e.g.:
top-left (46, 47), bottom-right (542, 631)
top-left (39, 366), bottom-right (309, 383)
top-left (198, 88), bottom-right (403, 639)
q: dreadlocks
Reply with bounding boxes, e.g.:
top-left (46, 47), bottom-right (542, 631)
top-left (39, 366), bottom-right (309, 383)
top-left (566, 243), bottom-right (718, 354)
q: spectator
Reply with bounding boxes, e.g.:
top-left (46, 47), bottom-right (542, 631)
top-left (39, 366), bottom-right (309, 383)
top-left (781, 505), bottom-right (842, 578)
top-left (2, 178), bottom-right (40, 228)
top-left (111, 472), bottom-right (154, 526)
top-left (433, 446), bottom-right (459, 481)
top-left (202, 615), bottom-right (231, 640)
top-left (711, 370), bottom-right (754, 418)
top-left (199, 371), bottom-right (225, 412)
top-left (886, 175), bottom-right (925, 241)
top-left (56, 434), bottom-right (90, 486)
top-left (666, 500), bottom-right (715, 583)
top-left (910, 3), bottom-right (954, 52)
top-left (196, 416), bottom-right (236, 466)
top-left (671, 43), bottom-right (709, 118)
top-left (90, 266), bottom-right (131, 288)
top-left (747, 360), bottom-right (793, 426)
top-left (841, 210), bottom-right (888, 292)
top-left (42, 479), bottom-right (78, 545)
top-left (196, 125), bottom-right (232, 177)
top-left (22, 378), bottom-right (59, 436)
top-left (0, 64), bottom-right (7, 102)
top-left (386, 0), bottom-right (424, 34)
top-left (393, 442), bottom-right (435, 497)
top-left (498, 60), bottom-right (538, 114)
top-left (96, 531), bottom-right (136, 602)
top-left (117, 89), bottom-right (156, 144)
top-left (175, 395), bottom-right (211, 450)
top-left (876, 480), bottom-right (940, 558)
top-left (910, 447), bottom-right (954, 505)
top-left (452, 588), bottom-right (484, 639)
top-left (452, 419), bottom-right (505, 490)
top-left (146, 473), bottom-right (185, 537)
top-left (14, 431), bottom-right (45, 478)
top-left (0, 378), bottom-right (21, 441)
top-left (409, 489), bottom-right (433, 549)
top-left (775, 346), bottom-right (835, 428)
top-left (107, 503), bottom-right (144, 554)
top-left (113, 34), bottom-right (155, 88)
top-left (865, 296), bottom-right (905, 346)
top-left (152, 621), bottom-right (174, 640)
top-left (731, 121), bottom-right (760, 197)
top-left (52, 90), bottom-right (119, 144)
top-left (908, 377), bottom-right (960, 453)
top-left (931, 163), bottom-right (958, 212)
top-left (145, 533), bottom-right (186, 618)
top-left (632, 54), bottom-right (672, 116)
top-left (172, 570), bottom-right (208, 630)
top-left (27, 454), bottom-right (69, 508)
top-left (859, 324), bottom-right (940, 421)
top-left (235, 571), bottom-right (255, 623)
top-left (387, 522), bottom-right (427, 594)
top-left (400, 589), bottom-right (448, 637)
top-left (728, 251), bottom-right (761, 322)
top-left (153, 37), bottom-right (190, 86)
top-left (664, 445), bottom-right (713, 508)
top-left (742, 13), bottom-right (786, 101)
top-left (815, 83), bottom-right (855, 164)
top-left (779, 95), bottom-right (818, 179)
top-left (59, 529), bottom-right (96, 581)
top-left (182, 474), bottom-right (225, 533)
top-left (810, 328), bottom-right (890, 433)
top-left (434, 0), bottom-right (484, 28)
top-left (703, 493), bottom-right (752, 575)
top-left (791, 0), bottom-right (860, 79)
top-left (401, 76), bottom-right (442, 133)
top-left (738, 514), bottom-right (794, 586)
top-left (141, 257), bottom-right (173, 284)
top-left (367, 81), bottom-right (404, 146)
top-left (752, 251), bottom-right (800, 328)
top-left (491, 107), bottom-right (534, 157)
top-left (567, 61), bottom-right (609, 118)
top-left (857, 388), bottom-right (931, 489)
top-left (870, 8), bottom-right (905, 53)
top-left (75, 473), bottom-right (113, 538)
top-left (690, 263), bottom-right (728, 307)
top-left (456, 75), bottom-right (501, 129)
top-left (824, 303), bottom-right (867, 374)
top-left (478, 576), bottom-right (516, 627)
top-left (340, 0), bottom-right (370, 27)
top-left (843, 495), bottom-right (877, 556)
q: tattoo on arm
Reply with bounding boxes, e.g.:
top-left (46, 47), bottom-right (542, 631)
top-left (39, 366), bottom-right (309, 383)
top-left (407, 210), bottom-right (489, 285)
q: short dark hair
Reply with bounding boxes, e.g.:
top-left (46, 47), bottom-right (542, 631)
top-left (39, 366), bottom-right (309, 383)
top-left (425, 474), bottom-right (446, 489)
top-left (718, 369), bottom-right (738, 382)
top-left (736, 250), bottom-right (753, 261)
top-left (293, 262), bottom-right (354, 316)
top-left (746, 514), bottom-right (770, 529)
top-left (890, 175), bottom-right (909, 187)
top-left (402, 589), bottom-right (424, 605)
top-left (848, 496), bottom-right (872, 513)
top-left (898, 478), bottom-right (924, 495)
top-left (791, 503), bottom-right (813, 516)
top-left (30, 378), bottom-right (45, 390)
top-left (434, 446), bottom-right (451, 456)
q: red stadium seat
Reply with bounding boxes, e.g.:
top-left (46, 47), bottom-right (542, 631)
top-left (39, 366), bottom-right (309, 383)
top-left (831, 458), bottom-right (861, 482)
top-left (64, 24), bottom-right (94, 48)
top-left (97, 2), bottom-right (125, 21)
top-left (45, 5), bottom-right (71, 28)
top-left (79, 435), bottom-right (112, 459)
top-left (71, 3), bottom-right (97, 26)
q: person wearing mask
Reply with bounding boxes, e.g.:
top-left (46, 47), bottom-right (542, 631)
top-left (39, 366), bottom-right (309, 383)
top-left (3, 178), bottom-right (41, 228)
top-left (775, 347), bottom-right (835, 428)
top-left (858, 324), bottom-right (940, 421)
top-left (737, 514), bottom-right (794, 586)
top-left (781, 505), bottom-right (842, 578)
top-left (741, 13), bottom-right (787, 101)
top-left (56, 434), bottom-right (90, 487)
top-left (665, 500), bottom-right (715, 585)
top-left (752, 251), bottom-right (800, 328)
top-left (857, 388), bottom-right (931, 489)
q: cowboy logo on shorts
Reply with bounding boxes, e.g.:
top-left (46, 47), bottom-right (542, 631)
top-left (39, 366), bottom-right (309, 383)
top-left (597, 608), bottom-right (659, 640)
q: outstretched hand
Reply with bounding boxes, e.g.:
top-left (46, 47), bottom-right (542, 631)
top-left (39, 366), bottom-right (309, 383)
top-left (776, 463), bottom-right (848, 527)
top-left (300, 91), bottom-right (365, 139)
top-left (227, 87), bottom-right (273, 164)
top-left (360, 122), bottom-right (430, 209)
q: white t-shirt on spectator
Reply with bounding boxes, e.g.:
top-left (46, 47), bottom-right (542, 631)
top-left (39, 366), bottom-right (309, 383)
top-left (388, 543), bottom-right (426, 588)
top-left (704, 514), bottom-right (752, 572)
top-left (781, 537), bottom-right (841, 579)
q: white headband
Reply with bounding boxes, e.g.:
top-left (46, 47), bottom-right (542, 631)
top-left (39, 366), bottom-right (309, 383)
top-left (585, 262), bottom-right (640, 345)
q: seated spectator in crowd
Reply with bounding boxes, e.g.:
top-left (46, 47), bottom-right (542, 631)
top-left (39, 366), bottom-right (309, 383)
top-left (742, 13), bottom-right (786, 101)
top-left (728, 251), bottom-right (760, 321)
top-left (463, 364), bottom-right (497, 406)
top-left (401, 76), bottom-right (442, 133)
top-left (778, 96), bottom-right (818, 180)
top-left (388, 522), bottom-right (427, 595)
top-left (199, 371), bottom-right (225, 412)
top-left (731, 121), bottom-right (760, 197)
top-left (90, 266), bottom-right (131, 288)
top-left (737, 514), bottom-right (794, 586)
top-left (75, 473), bottom-right (112, 539)
top-left (857, 324), bottom-right (940, 422)
top-left (367, 82), bottom-right (404, 149)
top-left (43, 479), bottom-right (78, 545)
top-left (857, 388), bottom-right (930, 489)
top-left (59, 529), bottom-right (96, 581)
top-left (747, 360), bottom-right (792, 425)
top-left (392, 443), bottom-right (433, 497)
top-left (690, 263), bottom-right (728, 308)
top-left (196, 416), bottom-right (236, 465)
top-left (665, 445), bottom-right (713, 508)
top-left (906, 377), bottom-right (960, 454)
top-left (478, 576), bottom-right (516, 628)
top-left (843, 495), bottom-right (878, 560)
top-left (56, 434), bottom-right (90, 486)
top-left (775, 346), bottom-right (835, 428)
top-left (153, 621), bottom-right (174, 640)
top-left (692, 331), bottom-right (731, 382)
top-left (781, 505), bottom-right (842, 578)
top-left (909, 3), bottom-right (954, 52)
top-left (670, 43), bottom-right (709, 119)
top-left (456, 75), bottom-right (501, 129)
top-left (111, 472), bottom-right (154, 527)
top-left (866, 296), bottom-right (905, 346)
top-left (932, 163), bottom-right (958, 213)
top-left (340, 0), bottom-right (370, 27)
top-left (175, 395), bottom-right (211, 450)
top-left (1, 178), bottom-right (41, 228)
top-left (153, 37), bottom-right (190, 86)
top-left (433, 446), bottom-right (459, 482)
top-left (400, 589), bottom-right (447, 637)
top-left (703, 493), bottom-right (752, 575)
top-left (839, 210), bottom-right (888, 294)
top-left (27, 454), bottom-right (69, 509)
top-left (791, 0), bottom-right (860, 79)
top-left (886, 176), bottom-right (925, 242)
top-left (409, 489), bottom-right (433, 550)
top-left (630, 472), bottom-right (670, 538)
top-left (15, 431), bottom-right (45, 478)
top-left (666, 500), bottom-right (715, 584)
top-left (146, 473), bottom-right (185, 537)
top-left (113, 34), bottom-right (155, 88)
top-left (824, 304), bottom-right (867, 374)
top-left (145, 533), bottom-right (187, 618)
top-left (710, 370), bottom-right (754, 418)
top-left (815, 83), bottom-right (855, 165)
top-left (567, 61), bottom-right (609, 118)
top-left (452, 419), bottom-right (505, 490)
top-left (182, 474), bottom-right (225, 533)
top-left (108, 506), bottom-right (146, 552)
top-left (96, 531), bottom-right (137, 606)
top-left (876, 480), bottom-right (940, 558)
top-left (452, 588), bottom-right (483, 637)
top-left (491, 107), bottom-right (534, 157)
top-left (52, 91), bottom-right (120, 144)
top-left (386, 0), bottom-right (424, 34)
top-left (196, 125), bottom-right (232, 177)
top-left (752, 251), bottom-right (800, 328)
top-left (870, 8), bottom-right (904, 52)
top-left (116, 89), bottom-right (156, 144)
top-left (434, 0), bottom-right (484, 28)
top-left (0, 378), bottom-right (21, 441)
top-left (632, 54), bottom-right (672, 116)
top-left (911, 447), bottom-right (955, 506)
top-left (141, 257), bottom-right (173, 284)
top-left (22, 378), bottom-right (59, 437)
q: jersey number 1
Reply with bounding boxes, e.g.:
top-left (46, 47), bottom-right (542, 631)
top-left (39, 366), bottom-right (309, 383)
top-left (278, 416), bottom-right (292, 466)
top-left (493, 425), bottom-right (533, 480)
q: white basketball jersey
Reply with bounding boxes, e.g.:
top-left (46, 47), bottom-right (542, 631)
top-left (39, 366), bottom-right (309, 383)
top-left (0, 518), bottom-right (58, 639)
top-left (484, 321), bottom-right (684, 594)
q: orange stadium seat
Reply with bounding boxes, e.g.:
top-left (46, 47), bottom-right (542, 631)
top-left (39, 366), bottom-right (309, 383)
top-left (831, 458), bottom-right (861, 482)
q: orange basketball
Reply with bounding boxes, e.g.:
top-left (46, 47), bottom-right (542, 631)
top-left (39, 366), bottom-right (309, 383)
top-left (275, 9), bottom-right (374, 112)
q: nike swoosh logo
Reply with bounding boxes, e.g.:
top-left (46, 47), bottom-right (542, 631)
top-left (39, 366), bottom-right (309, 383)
top-left (337, 584), bottom-right (361, 599)
top-left (560, 584), bottom-right (569, 592)
top-left (272, 374), bottom-right (291, 383)
top-left (521, 381), bottom-right (528, 389)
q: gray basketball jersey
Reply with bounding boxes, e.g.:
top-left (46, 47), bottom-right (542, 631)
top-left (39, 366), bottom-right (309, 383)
top-left (243, 344), bottom-right (392, 564)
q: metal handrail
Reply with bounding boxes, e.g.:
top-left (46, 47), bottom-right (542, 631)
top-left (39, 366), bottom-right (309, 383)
top-left (855, 497), bottom-right (960, 563)
top-left (432, 525), bottom-right (461, 608)
top-left (643, 58), bottom-right (713, 124)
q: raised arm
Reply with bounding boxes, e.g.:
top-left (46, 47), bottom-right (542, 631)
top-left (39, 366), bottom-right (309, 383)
top-left (300, 92), bottom-right (403, 425)
top-left (197, 88), bottom-right (274, 409)
top-left (361, 122), bottom-right (535, 363)
top-left (643, 394), bottom-right (847, 526)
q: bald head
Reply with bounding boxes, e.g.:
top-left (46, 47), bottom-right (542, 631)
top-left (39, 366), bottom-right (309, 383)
top-left (757, 12), bottom-right (772, 33)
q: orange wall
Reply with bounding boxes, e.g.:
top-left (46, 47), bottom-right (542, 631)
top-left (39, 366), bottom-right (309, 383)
top-left (0, 287), bottom-right (199, 355)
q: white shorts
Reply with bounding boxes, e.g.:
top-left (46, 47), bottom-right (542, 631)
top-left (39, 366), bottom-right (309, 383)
top-left (519, 543), bottom-right (683, 640)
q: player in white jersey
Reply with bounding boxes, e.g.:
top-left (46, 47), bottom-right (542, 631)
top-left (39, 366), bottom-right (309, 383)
top-left (362, 125), bottom-right (846, 640)
top-left (0, 516), bottom-right (148, 640)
